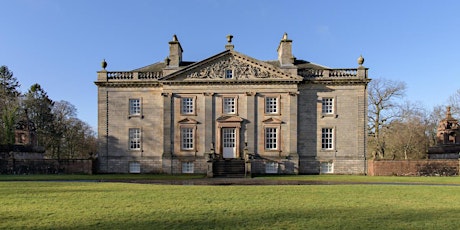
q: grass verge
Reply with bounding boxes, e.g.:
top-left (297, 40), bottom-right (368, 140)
top-left (1, 174), bottom-right (460, 185)
top-left (1, 181), bottom-right (460, 229)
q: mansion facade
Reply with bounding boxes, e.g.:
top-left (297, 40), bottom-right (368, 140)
top-left (95, 34), bottom-right (370, 175)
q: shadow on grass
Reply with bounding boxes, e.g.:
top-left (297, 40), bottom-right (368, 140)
top-left (14, 207), bottom-right (460, 230)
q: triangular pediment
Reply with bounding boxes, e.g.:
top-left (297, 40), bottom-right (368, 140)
top-left (216, 115), bottom-right (244, 123)
top-left (162, 50), bottom-right (302, 82)
top-left (262, 117), bottom-right (283, 124)
top-left (178, 118), bottom-right (199, 124)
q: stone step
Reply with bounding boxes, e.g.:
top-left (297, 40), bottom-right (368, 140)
top-left (213, 159), bottom-right (245, 178)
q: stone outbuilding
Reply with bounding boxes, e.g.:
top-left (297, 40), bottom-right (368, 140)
top-left (428, 107), bottom-right (460, 159)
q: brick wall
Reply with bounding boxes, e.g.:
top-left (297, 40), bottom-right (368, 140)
top-left (367, 160), bottom-right (459, 176)
top-left (0, 159), bottom-right (94, 174)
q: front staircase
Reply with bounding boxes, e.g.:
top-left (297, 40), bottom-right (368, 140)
top-left (212, 159), bottom-right (246, 178)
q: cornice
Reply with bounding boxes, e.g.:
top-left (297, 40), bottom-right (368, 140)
top-left (94, 78), bottom-right (368, 87)
top-left (94, 81), bottom-right (163, 88)
top-left (302, 78), bottom-right (370, 86)
top-left (161, 79), bottom-right (301, 85)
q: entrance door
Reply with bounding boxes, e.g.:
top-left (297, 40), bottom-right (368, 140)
top-left (222, 128), bottom-right (236, 158)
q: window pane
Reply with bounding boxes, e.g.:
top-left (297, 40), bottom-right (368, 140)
top-left (265, 128), bottom-right (277, 150)
top-left (321, 128), bottom-right (333, 149)
top-left (182, 162), bottom-right (194, 173)
top-left (129, 128), bottom-right (141, 150)
top-left (320, 162), bottom-right (333, 173)
top-left (129, 162), bottom-right (141, 173)
top-left (223, 128), bottom-right (235, 147)
top-left (129, 99), bottom-right (141, 115)
top-left (265, 162), bottom-right (278, 174)
top-left (322, 98), bottom-right (333, 114)
top-left (223, 97), bottom-right (236, 114)
top-left (265, 97), bottom-right (278, 114)
top-left (181, 97), bottom-right (194, 114)
top-left (225, 69), bottom-right (233, 79)
top-left (181, 128), bottom-right (194, 150)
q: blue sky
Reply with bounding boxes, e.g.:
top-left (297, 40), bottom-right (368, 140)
top-left (1, 0), bottom-right (459, 129)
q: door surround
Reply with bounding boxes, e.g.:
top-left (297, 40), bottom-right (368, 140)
top-left (216, 116), bottom-right (243, 159)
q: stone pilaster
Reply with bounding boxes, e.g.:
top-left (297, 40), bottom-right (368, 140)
top-left (245, 92), bottom-right (256, 154)
top-left (204, 93), bottom-right (214, 154)
top-left (162, 93), bottom-right (172, 157)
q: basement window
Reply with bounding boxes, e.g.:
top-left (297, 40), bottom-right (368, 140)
top-left (182, 162), bottom-right (194, 173)
top-left (265, 162), bottom-right (278, 174)
top-left (320, 162), bottom-right (333, 174)
top-left (129, 162), bottom-right (141, 173)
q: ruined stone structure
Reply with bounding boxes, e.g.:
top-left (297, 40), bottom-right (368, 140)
top-left (14, 114), bottom-right (37, 147)
top-left (95, 34), bottom-right (370, 175)
top-left (428, 107), bottom-right (460, 159)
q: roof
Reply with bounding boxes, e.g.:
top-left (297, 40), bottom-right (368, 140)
top-left (264, 59), bottom-right (330, 70)
top-left (132, 58), bottom-right (330, 73)
top-left (132, 61), bottom-right (195, 72)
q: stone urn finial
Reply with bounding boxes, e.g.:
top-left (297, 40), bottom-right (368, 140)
top-left (226, 34), bottom-right (233, 43)
top-left (447, 106), bottom-right (452, 119)
top-left (357, 55), bottom-right (364, 66)
top-left (282, 32), bottom-right (288, 40)
top-left (101, 59), bottom-right (107, 70)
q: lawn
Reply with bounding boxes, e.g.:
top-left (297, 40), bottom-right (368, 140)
top-left (1, 178), bottom-right (460, 229)
top-left (2, 173), bottom-right (460, 184)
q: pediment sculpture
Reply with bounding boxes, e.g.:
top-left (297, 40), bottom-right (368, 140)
top-left (187, 56), bottom-right (281, 80)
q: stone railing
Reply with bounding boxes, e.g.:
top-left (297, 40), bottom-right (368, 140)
top-left (330, 69), bottom-right (357, 77)
top-left (299, 68), bottom-right (367, 79)
top-left (107, 72), bottom-right (133, 80)
top-left (99, 71), bottom-right (163, 81)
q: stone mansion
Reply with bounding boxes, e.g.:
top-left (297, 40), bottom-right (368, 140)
top-left (95, 34), bottom-right (370, 175)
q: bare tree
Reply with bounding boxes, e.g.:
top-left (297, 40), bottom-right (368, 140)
top-left (51, 100), bottom-right (97, 159)
top-left (448, 89), bottom-right (460, 118)
top-left (368, 78), bottom-right (406, 159)
top-left (384, 101), bottom-right (429, 159)
top-left (427, 105), bottom-right (446, 146)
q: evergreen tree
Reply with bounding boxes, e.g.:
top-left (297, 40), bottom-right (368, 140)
top-left (23, 84), bottom-right (55, 152)
top-left (0, 65), bottom-right (20, 98)
top-left (0, 66), bottom-right (20, 145)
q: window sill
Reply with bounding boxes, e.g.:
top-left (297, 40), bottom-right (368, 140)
top-left (180, 149), bottom-right (196, 152)
top-left (321, 114), bottom-right (338, 118)
top-left (128, 115), bottom-right (144, 119)
top-left (180, 113), bottom-right (197, 116)
top-left (319, 149), bottom-right (335, 152)
top-left (222, 113), bottom-right (238, 116)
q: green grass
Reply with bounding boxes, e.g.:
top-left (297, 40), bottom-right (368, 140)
top-left (1, 180), bottom-right (460, 229)
top-left (262, 174), bottom-right (460, 184)
top-left (2, 174), bottom-right (460, 185)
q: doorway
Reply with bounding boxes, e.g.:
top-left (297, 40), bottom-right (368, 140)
top-left (222, 128), bottom-right (236, 158)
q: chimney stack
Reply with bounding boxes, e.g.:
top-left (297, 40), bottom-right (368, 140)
top-left (277, 33), bottom-right (294, 66)
top-left (168, 34), bottom-right (183, 68)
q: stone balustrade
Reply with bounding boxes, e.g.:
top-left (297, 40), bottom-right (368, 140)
top-left (330, 69), bottom-right (357, 77)
top-left (98, 71), bottom-right (163, 81)
top-left (299, 68), bottom-right (367, 79)
top-left (98, 68), bottom-right (366, 82)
